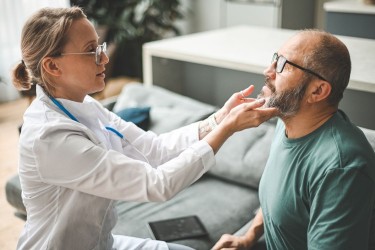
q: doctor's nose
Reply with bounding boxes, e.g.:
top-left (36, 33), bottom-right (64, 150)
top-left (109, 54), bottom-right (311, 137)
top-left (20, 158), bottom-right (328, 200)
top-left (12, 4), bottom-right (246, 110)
top-left (98, 51), bottom-right (109, 65)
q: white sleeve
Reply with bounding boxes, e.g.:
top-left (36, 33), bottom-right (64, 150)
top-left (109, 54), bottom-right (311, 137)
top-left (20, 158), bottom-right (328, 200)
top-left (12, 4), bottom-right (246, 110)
top-left (34, 122), bottom-right (215, 202)
top-left (105, 106), bottom-right (203, 167)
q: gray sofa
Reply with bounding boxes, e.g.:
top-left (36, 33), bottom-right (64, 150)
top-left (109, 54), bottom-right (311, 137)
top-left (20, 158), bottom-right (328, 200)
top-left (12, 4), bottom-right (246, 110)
top-left (6, 83), bottom-right (375, 250)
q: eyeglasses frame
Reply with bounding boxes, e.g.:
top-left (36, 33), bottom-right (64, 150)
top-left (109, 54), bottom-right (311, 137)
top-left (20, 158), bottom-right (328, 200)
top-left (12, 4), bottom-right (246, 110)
top-left (59, 42), bottom-right (107, 65)
top-left (272, 53), bottom-right (327, 81)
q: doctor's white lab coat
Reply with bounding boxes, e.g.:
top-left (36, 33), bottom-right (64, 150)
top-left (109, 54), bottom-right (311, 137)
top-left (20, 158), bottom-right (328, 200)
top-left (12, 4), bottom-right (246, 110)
top-left (17, 85), bottom-right (215, 250)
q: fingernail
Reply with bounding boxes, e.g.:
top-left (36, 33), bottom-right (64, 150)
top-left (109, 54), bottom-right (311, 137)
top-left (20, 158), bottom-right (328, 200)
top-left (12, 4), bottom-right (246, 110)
top-left (257, 98), bottom-right (265, 103)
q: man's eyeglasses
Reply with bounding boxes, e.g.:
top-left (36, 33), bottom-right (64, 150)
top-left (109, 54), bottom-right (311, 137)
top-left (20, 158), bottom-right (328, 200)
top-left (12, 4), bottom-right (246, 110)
top-left (272, 53), bottom-right (327, 81)
top-left (59, 42), bottom-right (107, 65)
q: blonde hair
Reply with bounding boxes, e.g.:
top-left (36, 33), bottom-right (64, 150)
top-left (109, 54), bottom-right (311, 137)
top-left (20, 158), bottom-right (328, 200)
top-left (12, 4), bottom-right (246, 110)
top-left (12, 7), bottom-right (86, 94)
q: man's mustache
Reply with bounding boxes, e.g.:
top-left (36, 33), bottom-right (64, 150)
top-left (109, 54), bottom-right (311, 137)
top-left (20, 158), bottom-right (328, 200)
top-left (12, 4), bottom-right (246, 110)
top-left (264, 77), bottom-right (276, 93)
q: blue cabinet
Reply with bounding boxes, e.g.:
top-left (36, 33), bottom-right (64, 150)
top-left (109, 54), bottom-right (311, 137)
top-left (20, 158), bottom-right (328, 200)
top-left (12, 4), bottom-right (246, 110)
top-left (324, 2), bottom-right (375, 39)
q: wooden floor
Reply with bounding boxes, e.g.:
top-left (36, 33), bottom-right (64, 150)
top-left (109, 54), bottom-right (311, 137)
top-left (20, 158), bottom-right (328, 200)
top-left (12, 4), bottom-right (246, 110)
top-left (0, 97), bottom-right (29, 249)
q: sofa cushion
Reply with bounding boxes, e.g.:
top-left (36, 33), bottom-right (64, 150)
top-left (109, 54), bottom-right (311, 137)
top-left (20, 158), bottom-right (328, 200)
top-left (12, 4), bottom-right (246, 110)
top-left (113, 82), bottom-right (217, 134)
top-left (360, 126), bottom-right (375, 151)
top-left (113, 175), bottom-right (259, 250)
top-left (208, 119), bottom-right (277, 189)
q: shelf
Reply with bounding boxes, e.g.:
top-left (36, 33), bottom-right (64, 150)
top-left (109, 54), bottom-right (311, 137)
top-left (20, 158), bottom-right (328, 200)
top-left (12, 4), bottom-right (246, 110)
top-left (324, 1), bottom-right (375, 15)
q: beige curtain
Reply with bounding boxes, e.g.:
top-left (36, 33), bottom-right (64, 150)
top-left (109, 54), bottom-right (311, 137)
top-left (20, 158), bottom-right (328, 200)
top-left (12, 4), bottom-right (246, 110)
top-left (0, 0), bottom-right (69, 102)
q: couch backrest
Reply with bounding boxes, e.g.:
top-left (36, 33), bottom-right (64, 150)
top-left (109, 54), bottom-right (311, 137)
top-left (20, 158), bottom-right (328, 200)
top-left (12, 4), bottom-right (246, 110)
top-left (207, 119), bottom-right (276, 189)
top-left (113, 82), bottom-right (217, 134)
top-left (360, 127), bottom-right (375, 151)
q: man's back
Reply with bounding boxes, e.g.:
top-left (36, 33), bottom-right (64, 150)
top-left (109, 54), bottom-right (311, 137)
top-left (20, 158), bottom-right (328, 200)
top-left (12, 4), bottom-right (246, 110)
top-left (259, 110), bottom-right (375, 250)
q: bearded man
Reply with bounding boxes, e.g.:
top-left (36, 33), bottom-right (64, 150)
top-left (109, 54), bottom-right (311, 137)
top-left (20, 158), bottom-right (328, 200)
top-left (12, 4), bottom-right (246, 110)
top-left (213, 30), bottom-right (375, 250)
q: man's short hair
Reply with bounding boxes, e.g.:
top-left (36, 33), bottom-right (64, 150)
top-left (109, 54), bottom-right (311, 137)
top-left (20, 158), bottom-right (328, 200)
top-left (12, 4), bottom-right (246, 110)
top-left (302, 30), bottom-right (351, 106)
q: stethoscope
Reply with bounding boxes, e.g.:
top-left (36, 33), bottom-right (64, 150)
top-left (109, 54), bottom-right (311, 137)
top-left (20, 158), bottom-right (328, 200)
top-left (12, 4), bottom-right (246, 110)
top-left (49, 95), bottom-right (149, 163)
top-left (50, 96), bottom-right (124, 139)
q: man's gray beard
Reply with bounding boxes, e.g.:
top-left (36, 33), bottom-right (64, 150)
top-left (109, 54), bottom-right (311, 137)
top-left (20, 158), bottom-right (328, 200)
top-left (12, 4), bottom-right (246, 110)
top-left (258, 79), bottom-right (308, 118)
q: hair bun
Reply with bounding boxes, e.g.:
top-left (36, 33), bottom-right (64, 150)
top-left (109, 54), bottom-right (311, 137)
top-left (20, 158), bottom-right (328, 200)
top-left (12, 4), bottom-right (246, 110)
top-left (12, 61), bottom-right (33, 91)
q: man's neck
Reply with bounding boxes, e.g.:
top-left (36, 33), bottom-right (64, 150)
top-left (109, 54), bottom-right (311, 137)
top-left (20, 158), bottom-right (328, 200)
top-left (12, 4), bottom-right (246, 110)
top-left (282, 105), bottom-right (337, 139)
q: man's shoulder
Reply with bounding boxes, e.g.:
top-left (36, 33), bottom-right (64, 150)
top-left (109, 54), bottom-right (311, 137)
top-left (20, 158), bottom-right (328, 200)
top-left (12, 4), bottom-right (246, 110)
top-left (327, 111), bottom-right (375, 176)
top-left (330, 110), bottom-right (372, 153)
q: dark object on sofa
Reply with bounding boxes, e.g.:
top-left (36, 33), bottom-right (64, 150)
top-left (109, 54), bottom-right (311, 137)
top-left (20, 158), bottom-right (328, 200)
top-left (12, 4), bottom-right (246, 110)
top-left (148, 215), bottom-right (208, 241)
top-left (5, 83), bottom-right (375, 250)
top-left (115, 106), bottom-right (151, 131)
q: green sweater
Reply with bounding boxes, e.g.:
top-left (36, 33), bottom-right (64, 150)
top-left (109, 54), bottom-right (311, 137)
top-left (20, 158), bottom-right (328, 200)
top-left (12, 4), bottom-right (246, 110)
top-left (259, 110), bottom-right (375, 250)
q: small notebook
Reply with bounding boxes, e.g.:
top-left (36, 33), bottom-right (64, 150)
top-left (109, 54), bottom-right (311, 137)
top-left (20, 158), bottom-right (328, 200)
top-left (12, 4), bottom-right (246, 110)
top-left (148, 215), bottom-right (208, 242)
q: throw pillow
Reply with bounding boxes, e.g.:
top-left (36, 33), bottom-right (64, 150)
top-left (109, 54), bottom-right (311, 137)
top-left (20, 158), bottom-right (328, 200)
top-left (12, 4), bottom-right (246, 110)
top-left (116, 107), bottom-right (151, 131)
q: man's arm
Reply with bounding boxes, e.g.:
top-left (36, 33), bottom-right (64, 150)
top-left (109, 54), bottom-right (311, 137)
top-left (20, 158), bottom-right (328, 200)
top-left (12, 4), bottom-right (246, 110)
top-left (212, 208), bottom-right (264, 250)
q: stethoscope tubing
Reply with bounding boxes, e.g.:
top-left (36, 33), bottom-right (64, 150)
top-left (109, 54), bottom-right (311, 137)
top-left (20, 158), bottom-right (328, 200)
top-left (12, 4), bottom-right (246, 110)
top-left (49, 96), bottom-right (123, 139)
top-left (48, 95), bottom-right (150, 163)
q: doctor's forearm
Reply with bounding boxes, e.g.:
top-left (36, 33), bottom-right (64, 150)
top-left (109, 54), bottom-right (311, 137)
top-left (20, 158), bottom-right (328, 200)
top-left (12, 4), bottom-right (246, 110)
top-left (202, 124), bottom-right (233, 154)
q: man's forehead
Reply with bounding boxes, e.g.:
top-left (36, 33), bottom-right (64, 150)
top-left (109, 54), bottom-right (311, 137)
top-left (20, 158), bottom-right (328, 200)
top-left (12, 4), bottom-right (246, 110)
top-left (280, 33), bottom-right (317, 59)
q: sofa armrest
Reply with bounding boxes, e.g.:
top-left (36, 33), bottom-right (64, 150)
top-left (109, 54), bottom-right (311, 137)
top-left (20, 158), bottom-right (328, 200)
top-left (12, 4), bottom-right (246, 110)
top-left (5, 174), bottom-right (26, 220)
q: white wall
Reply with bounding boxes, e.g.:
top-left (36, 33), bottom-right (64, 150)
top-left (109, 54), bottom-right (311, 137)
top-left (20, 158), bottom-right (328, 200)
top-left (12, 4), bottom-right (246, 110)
top-left (0, 0), bottom-right (69, 102)
top-left (177, 0), bottom-right (223, 35)
top-left (178, 0), bottom-right (359, 33)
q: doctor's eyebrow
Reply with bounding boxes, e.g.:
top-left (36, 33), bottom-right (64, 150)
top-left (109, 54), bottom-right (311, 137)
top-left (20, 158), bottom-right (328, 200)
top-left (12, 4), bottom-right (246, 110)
top-left (82, 38), bottom-right (100, 50)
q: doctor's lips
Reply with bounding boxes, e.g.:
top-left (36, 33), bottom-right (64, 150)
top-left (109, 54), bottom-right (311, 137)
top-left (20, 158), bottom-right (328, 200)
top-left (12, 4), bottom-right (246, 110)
top-left (96, 69), bottom-right (106, 77)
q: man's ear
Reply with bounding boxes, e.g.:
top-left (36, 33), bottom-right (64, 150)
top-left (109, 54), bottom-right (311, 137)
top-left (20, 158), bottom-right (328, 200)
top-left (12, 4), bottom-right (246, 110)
top-left (307, 80), bottom-right (331, 103)
top-left (42, 57), bottom-right (61, 77)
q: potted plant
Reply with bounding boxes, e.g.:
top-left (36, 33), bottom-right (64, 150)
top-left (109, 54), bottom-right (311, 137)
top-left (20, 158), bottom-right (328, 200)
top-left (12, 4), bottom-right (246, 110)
top-left (70, 0), bottom-right (183, 79)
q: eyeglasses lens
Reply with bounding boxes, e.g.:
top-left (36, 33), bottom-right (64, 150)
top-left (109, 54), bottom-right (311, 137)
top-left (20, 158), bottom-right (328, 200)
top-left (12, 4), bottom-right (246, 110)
top-left (96, 43), bottom-right (107, 65)
top-left (272, 53), bottom-right (281, 73)
top-left (276, 56), bottom-right (286, 73)
top-left (271, 53), bottom-right (277, 64)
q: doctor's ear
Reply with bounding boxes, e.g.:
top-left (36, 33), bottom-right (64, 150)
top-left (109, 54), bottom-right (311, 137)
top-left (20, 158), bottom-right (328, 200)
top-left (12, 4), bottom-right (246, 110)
top-left (42, 57), bottom-right (62, 77)
top-left (307, 80), bottom-right (331, 103)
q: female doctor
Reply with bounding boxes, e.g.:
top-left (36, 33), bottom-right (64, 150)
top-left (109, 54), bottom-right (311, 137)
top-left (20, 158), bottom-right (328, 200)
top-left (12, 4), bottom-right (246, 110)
top-left (12, 6), bottom-right (277, 250)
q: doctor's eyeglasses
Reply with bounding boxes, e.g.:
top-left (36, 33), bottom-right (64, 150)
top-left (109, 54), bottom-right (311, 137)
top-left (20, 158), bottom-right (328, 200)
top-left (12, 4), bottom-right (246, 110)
top-left (272, 52), bottom-right (327, 81)
top-left (59, 42), bottom-right (107, 65)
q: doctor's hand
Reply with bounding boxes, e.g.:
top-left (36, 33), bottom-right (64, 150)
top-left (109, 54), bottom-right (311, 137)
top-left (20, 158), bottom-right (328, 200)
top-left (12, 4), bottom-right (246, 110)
top-left (201, 96), bottom-right (278, 154)
top-left (225, 85), bottom-right (256, 110)
top-left (219, 98), bottom-right (277, 134)
top-left (213, 85), bottom-right (277, 127)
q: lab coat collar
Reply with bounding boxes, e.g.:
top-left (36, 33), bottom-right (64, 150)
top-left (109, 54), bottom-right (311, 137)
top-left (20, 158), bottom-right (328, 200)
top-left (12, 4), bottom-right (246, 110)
top-left (36, 85), bottom-right (119, 151)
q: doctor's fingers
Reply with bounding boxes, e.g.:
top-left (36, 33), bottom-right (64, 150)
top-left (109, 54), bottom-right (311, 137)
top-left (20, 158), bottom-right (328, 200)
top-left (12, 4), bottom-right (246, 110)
top-left (232, 85), bottom-right (255, 102)
top-left (224, 98), bottom-right (265, 116)
top-left (230, 106), bottom-right (277, 130)
top-left (223, 85), bottom-right (255, 110)
top-left (246, 107), bottom-right (278, 125)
